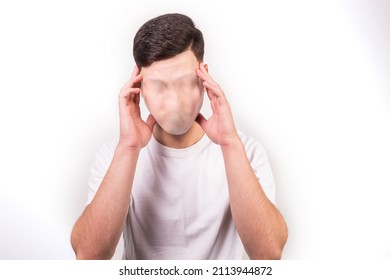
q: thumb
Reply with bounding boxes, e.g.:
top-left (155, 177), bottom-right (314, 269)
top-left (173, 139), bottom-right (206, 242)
top-left (195, 113), bottom-right (208, 130)
top-left (146, 114), bottom-right (156, 130)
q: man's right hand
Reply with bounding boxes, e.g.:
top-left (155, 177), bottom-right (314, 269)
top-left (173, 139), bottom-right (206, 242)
top-left (118, 66), bottom-right (156, 150)
top-left (71, 67), bottom-right (152, 259)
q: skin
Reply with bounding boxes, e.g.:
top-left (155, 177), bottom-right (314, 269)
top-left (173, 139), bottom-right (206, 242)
top-left (141, 50), bottom-right (205, 137)
top-left (70, 50), bottom-right (288, 259)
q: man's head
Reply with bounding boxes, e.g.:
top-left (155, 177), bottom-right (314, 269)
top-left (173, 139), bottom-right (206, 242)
top-left (133, 13), bottom-right (204, 68)
top-left (133, 13), bottom-right (205, 136)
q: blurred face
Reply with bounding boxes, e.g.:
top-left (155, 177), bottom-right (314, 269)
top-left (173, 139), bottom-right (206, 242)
top-left (140, 50), bottom-right (204, 135)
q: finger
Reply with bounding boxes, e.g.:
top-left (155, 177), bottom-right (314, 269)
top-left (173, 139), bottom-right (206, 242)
top-left (120, 78), bottom-right (142, 96)
top-left (130, 65), bottom-right (140, 79)
top-left (198, 63), bottom-right (217, 85)
top-left (199, 62), bottom-right (210, 77)
top-left (134, 91), bottom-right (140, 105)
top-left (119, 87), bottom-right (140, 99)
top-left (121, 69), bottom-right (143, 91)
top-left (146, 114), bottom-right (156, 130)
top-left (128, 91), bottom-right (136, 103)
top-left (203, 80), bottom-right (224, 98)
top-left (196, 62), bottom-right (212, 80)
top-left (195, 113), bottom-right (208, 129)
top-left (204, 84), bottom-right (228, 111)
top-left (196, 67), bottom-right (209, 82)
top-left (196, 65), bottom-right (224, 98)
top-left (130, 72), bottom-right (143, 88)
top-left (121, 70), bottom-right (142, 92)
top-left (206, 90), bottom-right (214, 101)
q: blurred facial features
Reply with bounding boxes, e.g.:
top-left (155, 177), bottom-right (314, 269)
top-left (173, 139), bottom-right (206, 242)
top-left (141, 50), bottom-right (204, 135)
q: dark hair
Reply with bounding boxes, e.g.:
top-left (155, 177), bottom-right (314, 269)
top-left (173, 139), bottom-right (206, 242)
top-left (133, 13), bottom-right (204, 68)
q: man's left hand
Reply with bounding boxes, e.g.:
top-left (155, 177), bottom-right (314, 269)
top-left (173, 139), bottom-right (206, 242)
top-left (196, 63), bottom-right (240, 147)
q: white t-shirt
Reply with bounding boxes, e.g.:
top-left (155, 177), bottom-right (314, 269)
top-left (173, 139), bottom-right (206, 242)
top-left (87, 131), bottom-right (276, 259)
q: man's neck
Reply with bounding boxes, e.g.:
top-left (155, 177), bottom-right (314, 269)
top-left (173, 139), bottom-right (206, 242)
top-left (153, 123), bottom-right (205, 149)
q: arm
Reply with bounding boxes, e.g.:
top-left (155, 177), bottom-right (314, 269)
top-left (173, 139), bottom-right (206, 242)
top-left (70, 67), bottom-right (155, 259)
top-left (221, 139), bottom-right (288, 259)
top-left (196, 63), bottom-right (287, 259)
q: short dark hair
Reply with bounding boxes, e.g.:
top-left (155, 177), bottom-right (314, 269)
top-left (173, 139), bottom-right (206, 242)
top-left (133, 13), bottom-right (204, 68)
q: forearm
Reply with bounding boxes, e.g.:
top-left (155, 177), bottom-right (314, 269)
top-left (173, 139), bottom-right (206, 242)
top-left (221, 139), bottom-right (288, 260)
top-left (71, 144), bottom-right (140, 259)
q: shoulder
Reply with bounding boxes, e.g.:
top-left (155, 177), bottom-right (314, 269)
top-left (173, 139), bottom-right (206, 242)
top-left (237, 130), bottom-right (268, 161)
top-left (99, 137), bottom-right (118, 154)
top-left (93, 137), bottom-right (119, 166)
top-left (237, 130), bottom-right (276, 203)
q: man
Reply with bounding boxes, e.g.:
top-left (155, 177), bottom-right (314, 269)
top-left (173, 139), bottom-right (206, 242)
top-left (71, 13), bottom-right (287, 260)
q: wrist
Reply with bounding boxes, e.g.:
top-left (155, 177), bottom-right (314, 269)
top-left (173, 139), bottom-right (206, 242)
top-left (115, 141), bottom-right (141, 155)
top-left (220, 135), bottom-right (244, 153)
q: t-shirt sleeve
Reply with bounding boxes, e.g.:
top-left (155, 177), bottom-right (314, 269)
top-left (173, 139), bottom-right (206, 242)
top-left (86, 138), bottom-right (117, 205)
top-left (240, 133), bottom-right (276, 205)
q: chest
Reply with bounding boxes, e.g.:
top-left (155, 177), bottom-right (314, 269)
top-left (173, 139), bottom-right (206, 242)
top-left (133, 150), bottom-right (228, 213)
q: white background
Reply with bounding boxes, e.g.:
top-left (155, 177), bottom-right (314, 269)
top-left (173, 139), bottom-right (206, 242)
top-left (0, 0), bottom-right (389, 259)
